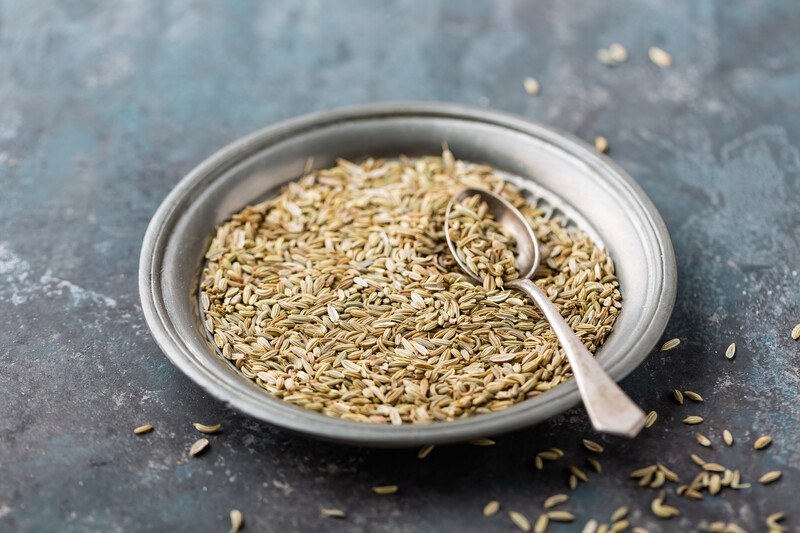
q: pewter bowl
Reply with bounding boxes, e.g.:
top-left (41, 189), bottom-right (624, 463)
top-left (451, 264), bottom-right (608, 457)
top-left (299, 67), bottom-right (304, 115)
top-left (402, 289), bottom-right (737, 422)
top-left (139, 103), bottom-right (676, 447)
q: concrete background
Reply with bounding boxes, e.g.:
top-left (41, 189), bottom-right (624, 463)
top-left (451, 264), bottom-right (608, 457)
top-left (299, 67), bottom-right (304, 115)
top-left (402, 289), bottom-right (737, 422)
top-left (1, 1), bottom-right (798, 531)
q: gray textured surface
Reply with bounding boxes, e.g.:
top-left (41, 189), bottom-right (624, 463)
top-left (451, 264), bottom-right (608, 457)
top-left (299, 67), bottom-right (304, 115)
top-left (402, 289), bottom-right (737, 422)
top-left (1, 1), bottom-right (798, 532)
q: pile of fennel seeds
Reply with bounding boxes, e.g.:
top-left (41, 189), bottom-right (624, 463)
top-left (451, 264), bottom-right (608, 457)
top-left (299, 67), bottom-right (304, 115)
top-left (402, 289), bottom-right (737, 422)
top-left (200, 151), bottom-right (621, 424)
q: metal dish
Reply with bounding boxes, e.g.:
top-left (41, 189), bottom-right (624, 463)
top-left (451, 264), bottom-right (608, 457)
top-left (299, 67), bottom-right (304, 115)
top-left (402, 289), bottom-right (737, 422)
top-left (139, 103), bottom-right (676, 447)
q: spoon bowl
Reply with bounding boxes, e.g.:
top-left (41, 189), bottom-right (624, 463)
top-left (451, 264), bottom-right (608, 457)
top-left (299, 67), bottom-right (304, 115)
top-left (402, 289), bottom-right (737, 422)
top-left (444, 188), bottom-right (646, 438)
top-left (445, 187), bottom-right (540, 282)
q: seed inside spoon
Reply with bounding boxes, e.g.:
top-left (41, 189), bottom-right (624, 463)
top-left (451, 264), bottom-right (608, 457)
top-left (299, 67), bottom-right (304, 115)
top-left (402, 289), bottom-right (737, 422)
top-left (445, 193), bottom-right (520, 289)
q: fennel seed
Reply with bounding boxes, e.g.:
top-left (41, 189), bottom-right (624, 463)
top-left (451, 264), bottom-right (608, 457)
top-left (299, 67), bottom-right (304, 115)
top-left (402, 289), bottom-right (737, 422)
top-left (417, 445), bottom-right (435, 459)
top-left (758, 471), bottom-right (781, 484)
top-left (192, 422), bottom-right (221, 434)
top-left (754, 435), bottom-right (772, 450)
top-left (582, 439), bottom-right (604, 453)
top-left (543, 494), bottom-right (569, 509)
top-left (673, 389), bottom-right (684, 404)
top-left (228, 510), bottom-right (243, 533)
top-left (509, 511), bottom-right (532, 531)
top-left (608, 43), bottom-right (628, 63)
top-left (534, 514), bottom-right (549, 533)
top-left (524, 78), bottom-right (540, 96)
top-left (610, 506), bottom-right (628, 522)
top-left (483, 500), bottom-right (500, 517)
top-left (723, 429), bottom-right (733, 446)
top-left (648, 47), bottom-right (673, 68)
top-left (595, 136), bottom-right (609, 154)
top-left (189, 438), bottom-right (209, 457)
top-left (660, 338), bottom-right (680, 351)
top-left (725, 342), bottom-right (736, 359)
top-left (684, 391), bottom-right (703, 402)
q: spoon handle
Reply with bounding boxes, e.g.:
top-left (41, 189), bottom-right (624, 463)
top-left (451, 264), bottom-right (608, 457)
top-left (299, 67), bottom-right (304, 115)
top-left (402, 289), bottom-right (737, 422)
top-left (507, 278), bottom-right (646, 437)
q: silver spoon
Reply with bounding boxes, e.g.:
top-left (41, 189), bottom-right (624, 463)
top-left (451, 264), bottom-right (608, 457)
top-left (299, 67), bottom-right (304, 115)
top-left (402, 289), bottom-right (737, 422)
top-left (445, 188), bottom-right (646, 437)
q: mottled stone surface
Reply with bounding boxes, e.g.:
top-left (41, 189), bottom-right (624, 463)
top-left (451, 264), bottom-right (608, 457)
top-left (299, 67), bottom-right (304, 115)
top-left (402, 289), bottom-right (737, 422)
top-left (1, 1), bottom-right (798, 532)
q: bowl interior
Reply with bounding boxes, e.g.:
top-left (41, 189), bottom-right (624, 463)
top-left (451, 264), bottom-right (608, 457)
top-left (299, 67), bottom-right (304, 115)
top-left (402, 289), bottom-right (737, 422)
top-left (141, 104), bottom-right (675, 446)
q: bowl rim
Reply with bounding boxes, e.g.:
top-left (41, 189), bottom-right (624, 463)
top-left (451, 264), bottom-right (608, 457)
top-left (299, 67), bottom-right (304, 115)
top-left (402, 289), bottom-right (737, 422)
top-left (139, 102), bottom-right (677, 446)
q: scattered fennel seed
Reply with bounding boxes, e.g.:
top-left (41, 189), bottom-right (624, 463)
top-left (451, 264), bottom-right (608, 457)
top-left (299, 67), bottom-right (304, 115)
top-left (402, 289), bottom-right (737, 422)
top-left (660, 338), bottom-right (680, 351)
top-left (684, 391), bottom-right (703, 402)
top-left (534, 514), bottom-right (549, 533)
top-left (690, 453), bottom-right (706, 466)
top-left (630, 465), bottom-right (657, 479)
top-left (754, 436), bottom-right (772, 450)
top-left (538, 450), bottom-right (562, 461)
top-left (417, 445), bottom-right (435, 459)
top-left (509, 510), bottom-right (532, 531)
top-left (569, 465), bottom-right (589, 482)
top-left (725, 342), bottom-right (736, 359)
top-left (650, 491), bottom-right (679, 518)
top-left (569, 474), bottom-right (578, 490)
top-left (595, 136), bottom-right (609, 154)
top-left (648, 47), bottom-right (673, 68)
top-left (650, 471), bottom-right (666, 488)
top-left (766, 512), bottom-right (785, 530)
top-left (228, 510), bottom-right (243, 533)
top-left (758, 471), bottom-right (781, 484)
top-left (524, 77), bottom-right (540, 96)
top-left (321, 508), bottom-right (346, 519)
top-left (709, 474), bottom-right (722, 495)
top-left (543, 494), bottom-right (569, 509)
top-left (658, 462), bottom-right (680, 483)
top-left (723, 430), bottom-right (734, 446)
top-left (608, 43), bottom-right (628, 63)
top-left (547, 511), bottom-right (576, 522)
top-left (611, 520), bottom-right (630, 532)
top-left (582, 439), bottom-right (604, 453)
top-left (695, 433), bottom-right (711, 447)
top-left (611, 506), bottom-right (628, 522)
top-left (189, 438), bottom-right (209, 457)
top-left (673, 389), bottom-right (684, 404)
top-left (483, 500), bottom-right (500, 517)
top-left (597, 48), bottom-right (615, 66)
top-left (587, 458), bottom-right (602, 474)
top-left (192, 422), bottom-right (221, 434)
